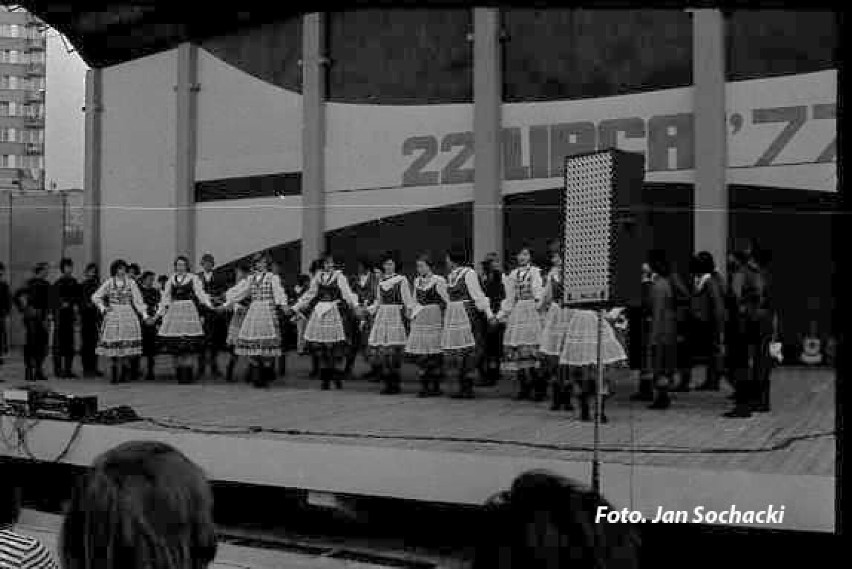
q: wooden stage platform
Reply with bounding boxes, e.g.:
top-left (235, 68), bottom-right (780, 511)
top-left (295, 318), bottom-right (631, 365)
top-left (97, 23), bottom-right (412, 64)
top-left (0, 354), bottom-right (836, 533)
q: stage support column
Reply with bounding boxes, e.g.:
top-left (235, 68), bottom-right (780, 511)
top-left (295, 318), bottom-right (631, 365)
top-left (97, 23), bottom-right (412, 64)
top-left (83, 68), bottom-right (103, 270)
top-left (473, 7), bottom-right (503, 265)
top-left (301, 12), bottom-right (327, 272)
top-left (691, 9), bottom-right (728, 268)
top-left (175, 43), bottom-right (199, 264)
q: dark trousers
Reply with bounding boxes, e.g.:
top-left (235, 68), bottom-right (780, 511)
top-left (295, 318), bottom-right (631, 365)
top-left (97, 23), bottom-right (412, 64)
top-left (80, 308), bottom-right (101, 372)
top-left (53, 309), bottom-right (76, 373)
top-left (24, 315), bottom-right (48, 376)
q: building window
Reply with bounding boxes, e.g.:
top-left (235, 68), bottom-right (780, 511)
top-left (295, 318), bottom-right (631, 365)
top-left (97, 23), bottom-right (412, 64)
top-left (0, 128), bottom-right (15, 142)
top-left (0, 102), bottom-right (9, 117)
top-left (0, 76), bottom-right (10, 89)
top-left (0, 155), bottom-right (14, 169)
top-left (30, 51), bottom-right (45, 64)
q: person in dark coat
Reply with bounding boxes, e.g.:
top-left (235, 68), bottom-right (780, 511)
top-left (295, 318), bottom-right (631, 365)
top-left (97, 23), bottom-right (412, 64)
top-left (14, 264), bottom-right (52, 382)
top-left (647, 251), bottom-right (677, 410)
top-left (629, 262), bottom-right (655, 401)
top-left (478, 252), bottom-right (506, 387)
top-left (0, 262), bottom-right (10, 368)
top-left (349, 258), bottom-right (381, 381)
top-left (138, 271), bottom-right (162, 381)
top-left (691, 252), bottom-right (727, 391)
top-left (724, 246), bottom-right (774, 418)
top-left (79, 263), bottom-right (104, 377)
top-left (669, 266), bottom-right (694, 392)
top-left (51, 258), bottom-right (83, 378)
top-left (344, 258), bottom-right (378, 381)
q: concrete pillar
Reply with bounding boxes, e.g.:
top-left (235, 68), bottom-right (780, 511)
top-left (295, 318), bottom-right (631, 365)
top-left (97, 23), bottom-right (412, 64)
top-left (301, 13), bottom-right (327, 272)
top-left (175, 43), bottom-right (199, 264)
top-left (691, 9), bottom-right (728, 269)
top-left (472, 7), bottom-right (503, 265)
top-left (82, 68), bottom-right (103, 270)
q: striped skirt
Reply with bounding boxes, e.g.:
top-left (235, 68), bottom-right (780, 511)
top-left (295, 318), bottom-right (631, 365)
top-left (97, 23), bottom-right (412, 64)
top-left (558, 309), bottom-right (627, 367)
top-left (226, 305), bottom-right (247, 347)
top-left (303, 301), bottom-right (348, 356)
top-left (502, 299), bottom-right (542, 371)
top-left (235, 300), bottom-right (281, 357)
top-left (441, 301), bottom-right (475, 354)
top-left (405, 304), bottom-right (444, 357)
top-left (368, 304), bottom-right (407, 357)
top-left (538, 304), bottom-right (572, 357)
top-left (158, 300), bottom-right (205, 354)
top-left (97, 304), bottom-right (142, 357)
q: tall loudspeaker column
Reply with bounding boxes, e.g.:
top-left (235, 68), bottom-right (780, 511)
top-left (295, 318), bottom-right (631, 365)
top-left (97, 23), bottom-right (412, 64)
top-left (560, 148), bottom-right (646, 494)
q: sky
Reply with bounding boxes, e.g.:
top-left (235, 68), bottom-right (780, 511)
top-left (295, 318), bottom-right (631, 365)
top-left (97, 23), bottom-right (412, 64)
top-left (44, 28), bottom-right (87, 190)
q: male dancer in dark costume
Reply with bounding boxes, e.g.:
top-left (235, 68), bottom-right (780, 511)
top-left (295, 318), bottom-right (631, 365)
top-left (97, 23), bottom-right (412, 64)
top-left (79, 263), bottom-right (104, 377)
top-left (478, 252), bottom-right (505, 387)
top-left (198, 253), bottom-right (229, 379)
top-left (51, 258), bottom-right (82, 378)
top-left (348, 258), bottom-right (381, 381)
top-left (16, 264), bottom-right (52, 381)
top-left (138, 271), bottom-right (162, 380)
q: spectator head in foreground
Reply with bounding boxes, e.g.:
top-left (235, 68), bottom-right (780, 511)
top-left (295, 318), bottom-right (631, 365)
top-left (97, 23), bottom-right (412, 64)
top-left (473, 470), bottom-right (640, 569)
top-left (1, 484), bottom-right (58, 568)
top-left (60, 441), bottom-right (217, 569)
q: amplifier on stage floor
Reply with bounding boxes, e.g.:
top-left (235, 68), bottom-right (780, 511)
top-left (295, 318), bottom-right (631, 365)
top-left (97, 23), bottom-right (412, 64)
top-left (1, 389), bottom-right (37, 416)
top-left (33, 393), bottom-right (99, 421)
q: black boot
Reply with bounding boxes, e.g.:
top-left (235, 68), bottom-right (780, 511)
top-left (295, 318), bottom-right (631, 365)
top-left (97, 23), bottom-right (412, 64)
top-left (752, 379), bottom-right (770, 413)
top-left (648, 388), bottom-right (671, 410)
top-left (25, 366), bottom-right (34, 382)
top-left (451, 374), bottom-right (474, 399)
top-left (211, 354), bottom-right (222, 378)
top-left (53, 355), bottom-right (63, 378)
top-left (379, 372), bottom-right (394, 395)
top-left (198, 357), bottom-right (207, 380)
top-left (277, 355), bottom-right (286, 378)
top-left (186, 367), bottom-right (196, 385)
top-left (145, 357), bottom-right (156, 381)
top-left (418, 370), bottom-right (431, 397)
top-left (723, 383), bottom-right (753, 418)
top-left (334, 368), bottom-right (343, 390)
top-left (176, 367), bottom-right (188, 384)
top-left (309, 355), bottom-right (319, 378)
top-left (111, 362), bottom-right (120, 385)
top-left (514, 372), bottom-right (531, 401)
top-left (63, 356), bottom-right (78, 379)
top-left (630, 377), bottom-right (654, 401)
top-left (225, 358), bottom-right (236, 383)
top-left (550, 383), bottom-right (562, 411)
top-left (531, 370), bottom-right (548, 402)
top-left (579, 395), bottom-right (591, 421)
top-left (320, 369), bottom-right (331, 391)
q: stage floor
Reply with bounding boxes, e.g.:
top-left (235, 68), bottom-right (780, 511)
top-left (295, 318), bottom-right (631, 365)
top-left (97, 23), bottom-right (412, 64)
top-left (0, 353), bottom-right (837, 532)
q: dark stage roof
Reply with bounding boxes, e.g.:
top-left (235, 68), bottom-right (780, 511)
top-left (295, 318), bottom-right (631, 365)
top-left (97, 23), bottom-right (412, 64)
top-left (11, 1), bottom-right (488, 68)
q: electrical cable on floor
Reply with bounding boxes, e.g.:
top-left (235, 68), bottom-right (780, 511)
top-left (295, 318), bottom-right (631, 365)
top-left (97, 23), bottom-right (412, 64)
top-left (140, 415), bottom-right (835, 456)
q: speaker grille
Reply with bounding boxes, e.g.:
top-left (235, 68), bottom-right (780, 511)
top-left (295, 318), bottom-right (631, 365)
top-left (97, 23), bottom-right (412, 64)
top-left (562, 151), bottom-right (615, 305)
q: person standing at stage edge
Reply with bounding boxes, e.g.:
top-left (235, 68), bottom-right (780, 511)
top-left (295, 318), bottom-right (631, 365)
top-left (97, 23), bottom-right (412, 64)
top-left (197, 254), bottom-right (230, 379)
top-left (79, 263), bottom-right (104, 377)
top-left (724, 245), bottom-right (775, 418)
top-left (690, 251), bottom-right (727, 392)
top-left (51, 258), bottom-right (83, 379)
top-left (347, 258), bottom-right (380, 381)
top-left (478, 252), bottom-right (505, 387)
top-left (647, 250), bottom-right (678, 410)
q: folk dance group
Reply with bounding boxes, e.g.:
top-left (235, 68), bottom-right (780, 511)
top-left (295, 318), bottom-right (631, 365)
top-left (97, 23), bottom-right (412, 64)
top-left (88, 246), bottom-right (627, 420)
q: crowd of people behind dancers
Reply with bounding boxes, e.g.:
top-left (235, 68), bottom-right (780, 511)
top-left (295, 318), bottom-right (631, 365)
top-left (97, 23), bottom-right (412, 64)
top-left (0, 237), bottom-right (777, 420)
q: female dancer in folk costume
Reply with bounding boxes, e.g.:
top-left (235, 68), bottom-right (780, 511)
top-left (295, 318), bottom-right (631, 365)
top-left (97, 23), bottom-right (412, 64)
top-left (222, 253), bottom-right (290, 388)
top-left (152, 256), bottom-right (214, 385)
top-left (293, 252), bottom-right (359, 390)
top-left (405, 254), bottom-right (449, 397)
top-left (367, 253), bottom-right (414, 395)
top-left (538, 251), bottom-right (575, 412)
top-left (497, 246), bottom-right (546, 402)
top-left (558, 303), bottom-right (627, 423)
top-left (441, 250), bottom-right (496, 399)
top-left (223, 262), bottom-right (251, 383)
top-left (91, 259), bottom-right (148, 384)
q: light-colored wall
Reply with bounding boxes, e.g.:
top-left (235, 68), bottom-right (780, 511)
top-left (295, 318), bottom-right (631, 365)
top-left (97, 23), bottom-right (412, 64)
top-left (100, 50), bottom-right (177, 275)
top-left (193, 48), bottom-right (302, 264)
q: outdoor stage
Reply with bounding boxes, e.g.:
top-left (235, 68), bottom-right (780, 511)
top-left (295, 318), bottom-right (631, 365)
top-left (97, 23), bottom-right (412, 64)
top-left (0, 355), bottom-right (836, 533)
